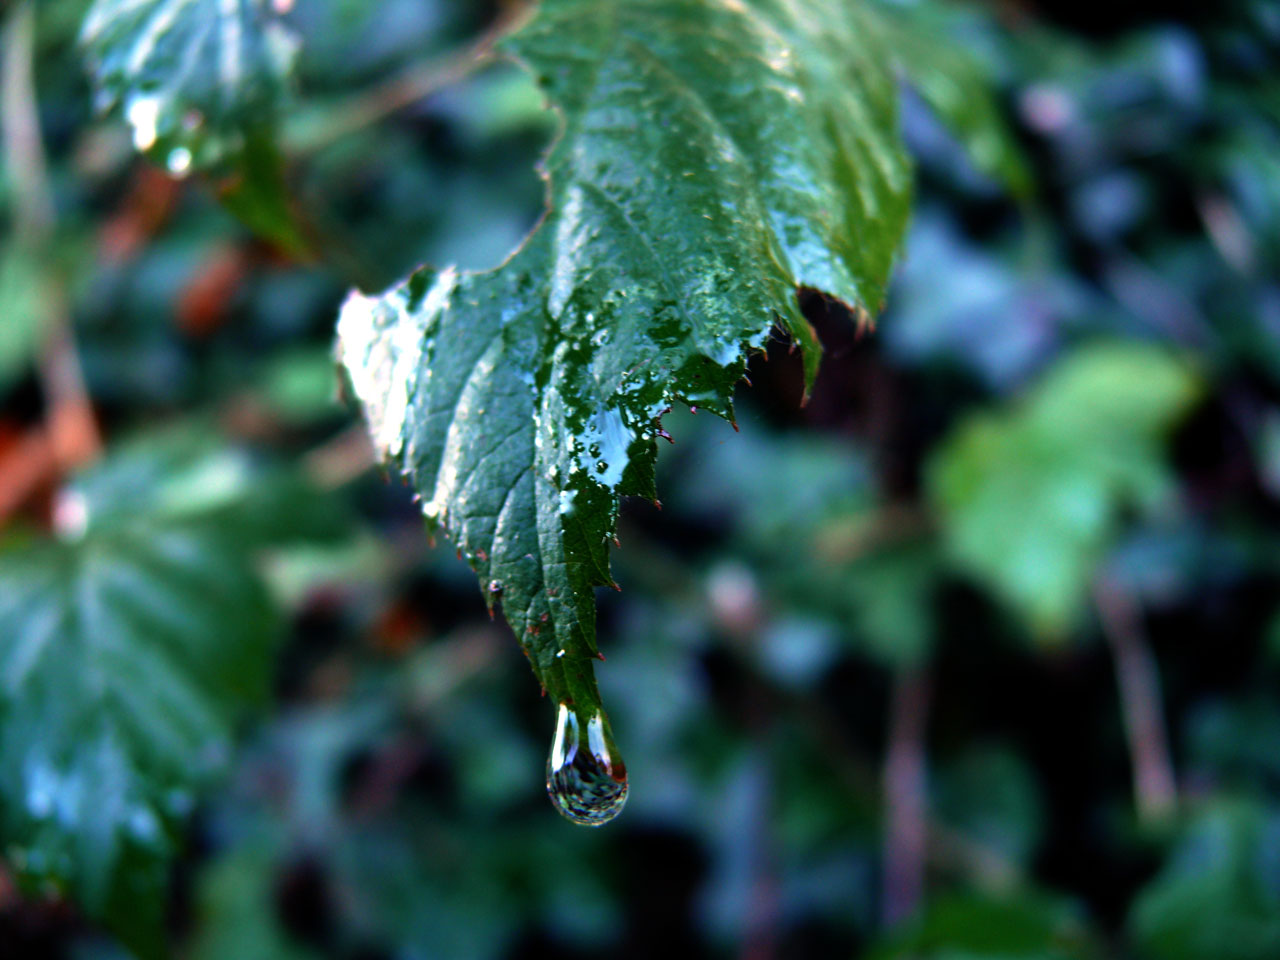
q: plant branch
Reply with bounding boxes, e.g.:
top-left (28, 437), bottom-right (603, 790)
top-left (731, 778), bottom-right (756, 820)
top-left (1094, 576), bottom-right (1177, 825)
top-left (2, 1), bottom-right (101, 476)
top-left (882, 664), bottom-right (931, 927)
top-left (284, 2), bottom-right (531, 154)
top-left (2, 2), bottom-right (53, 242)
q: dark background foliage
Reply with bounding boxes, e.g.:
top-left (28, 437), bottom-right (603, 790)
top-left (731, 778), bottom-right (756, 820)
top-left (1, 1), bottom-right (1278, 958)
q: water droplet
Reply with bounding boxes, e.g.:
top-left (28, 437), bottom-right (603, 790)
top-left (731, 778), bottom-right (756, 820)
top-left (546, 702), bottom-right (628, 826)
top-left (126, 94), bottom-right (162, 151)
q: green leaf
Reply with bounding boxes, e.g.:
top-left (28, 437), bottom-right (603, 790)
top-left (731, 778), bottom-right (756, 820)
top-left (868, 890), bottom-right (1101, 960)
top-left (875, 0), bottom-right (1033, 198)
top-left (0, 244), bottom-right (51, 389)
top-left (81, 0), bottom-right (297, 171)
top-left (337, 0), bottom-right (912, 718)
top-left (80, 0), bottom-right (309, 254)
top-left (188, 847), bottom-right (320, 960)
top-left (1129, 800), bottom-right (1280, 960)
top-left (0, 438), bottom-right (331, 957)
top-left (934, 747), bottom-right (1044, 869)
top-left (928, 343), bottom-right (1200, 638)
top-left (70, 426), bottom-right (350, 547)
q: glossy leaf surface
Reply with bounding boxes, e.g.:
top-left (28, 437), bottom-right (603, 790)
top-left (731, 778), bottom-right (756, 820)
top-left (81, 0), bottom-right (298, 173)
top-left (337, 0), bottom-right (913, 715)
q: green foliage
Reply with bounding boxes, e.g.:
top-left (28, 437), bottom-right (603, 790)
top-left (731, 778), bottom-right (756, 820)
top-left (934, 747), bottom-right (1044, 869)
top-left (0, 246), bottom-right (51, 390)
top-left (189, 848), bottom-right (319, 960)
top-left (0, 436), bottom-right (335, 957)
top-left (80, 0), bottom-right (307, 253)
top-left (1129, 801), bottom-right (1280, 960)
top-left (3, 0), bottom-right (1280, 956)
top-left (869, 890), bottom-right (1101, 960)
top-left (875, 0), bottom-right (1033, 198)
top-left (337, 0), bottom-right (913, 716)
top-left (674, 417), bottom-right (940, 664)
top-left (81, 0), bottom-right (297, 173)
top-left (929, 343), bottom-right (1201, 637)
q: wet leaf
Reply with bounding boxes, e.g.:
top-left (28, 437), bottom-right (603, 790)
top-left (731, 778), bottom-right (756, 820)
top-left (337, 0), bottom-right (912, 717)
top-left (81, 0), bottom-right (297, 172)
top-left (80, 0), bottom-right (308, 253)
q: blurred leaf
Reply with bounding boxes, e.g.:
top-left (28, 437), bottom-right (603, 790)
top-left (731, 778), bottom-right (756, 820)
top-left (337, 0), bottom-right (911, 715)
top-left (0, 436), bottom-right (336, 957)
top-left (935, 747), bottom-right (1044, 868)
top-left (81, 0), bottom-right (297, 172)
top-left (68, 426), bottom-right (349, 547)
top-left (188, 848), bottom-right (318, 960)
top-left (215, 135), bottom-right (312, 257)
top-left (431, 63), bottom-right (559, 142)
top-left (676, 418), bottom-right (937, 664)
top-left (845, 540), bottom-right (942, 665)
top-left (875, 0), bottom-right (1033, 198)
top-left (0, 523), bottom-right (275, 956)
top-left (1130, 800), bottom-right (1280, 960)
top-left (80, 0), bottom-right (309, 253)
top-left (929, 343), bottom-right (1200, 637)
top-left (0, 245), bottom-right (52, 389)
top-left (262, 347), bottom-right (343, 425)
top-left (1187, 697), bottom-right (1280, 790)
top-left (869, 890), bottom-right (1100, 960)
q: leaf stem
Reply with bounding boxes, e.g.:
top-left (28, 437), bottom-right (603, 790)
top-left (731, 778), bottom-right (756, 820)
top-left (2, 1), bottom-right (102, 477)
top-left (882, 664), bottom-right (931, 927)
top-left (1094, 576), bottom-right (1177, 825)
top-left (283, 2), bottom-right (531, 154)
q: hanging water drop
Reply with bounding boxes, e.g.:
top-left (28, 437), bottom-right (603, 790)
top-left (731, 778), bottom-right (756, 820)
top-left (546, 702), bottom-right (628, 826)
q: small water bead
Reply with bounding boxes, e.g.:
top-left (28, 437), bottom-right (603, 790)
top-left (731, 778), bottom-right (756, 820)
top-left (546, 702), bottom-right (628, 826)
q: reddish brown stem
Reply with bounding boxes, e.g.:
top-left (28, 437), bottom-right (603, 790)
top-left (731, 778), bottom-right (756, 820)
top-left (1095, 577), bottom-right (1177, 825)
top-left (882, 665), bottom-right (931, 927)
top-left (3, 2), bottom-right (102, 480)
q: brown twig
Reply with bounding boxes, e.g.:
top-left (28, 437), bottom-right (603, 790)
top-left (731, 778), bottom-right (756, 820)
top-left (0, 430), bottom-right (55, 520)
top-left (2, 2), bottom-right (101, 486)
top-left (812, 502), bottom-right (934, 565)
top-left (302, 423), bottom-right (377, 490)
top-left (882, 664), bottom-right (931, 927)
top-left (2, 3), bottom-right (54, 239)
top-left (1094, 576), bottom-right (1177, 825)
top-left (1196, 191), bottom-right (1256, 276)
top-left (284, 2), bottom-right (532, 154)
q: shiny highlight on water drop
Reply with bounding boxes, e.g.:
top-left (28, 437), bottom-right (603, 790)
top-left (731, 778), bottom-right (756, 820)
top-left (546, 702), bottom-right (628, 826)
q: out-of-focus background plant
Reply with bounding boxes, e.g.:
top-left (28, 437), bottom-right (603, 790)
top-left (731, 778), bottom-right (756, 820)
top-left (1, 0), bottom-right (1279, 958)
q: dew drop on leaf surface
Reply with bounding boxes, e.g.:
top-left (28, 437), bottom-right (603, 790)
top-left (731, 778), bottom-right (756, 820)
top-left (546, 702), bottom-right (628, 826)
